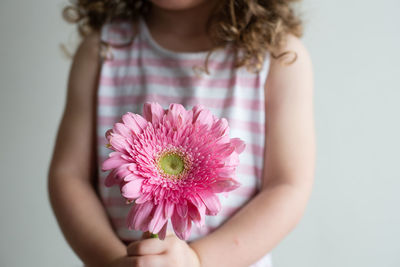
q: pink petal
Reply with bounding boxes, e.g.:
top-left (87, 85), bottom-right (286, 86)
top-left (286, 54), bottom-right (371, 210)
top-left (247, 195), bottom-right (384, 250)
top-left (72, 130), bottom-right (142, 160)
top-left (166, 103), bottom-right (187, 129)
top-left (187, 195), bottom-right (206, 224)
top-left (191, 104), bottom-right (205, 119)
top-left (216, 166), bottom-right (236, 177)
top-left (127, 204), bottom-right (138, 230)
top-left (215, 134), bottom-right (230, 145)
top-left (193, 108), bottom-right (214, 129)
top-left (127, 163), bottom-right (137, 172)
top-left (121, 112), bottom-right (148, 135)
top-left (214, 143), bottom-right (235, 157)
top-left (187, 202), bottom-right (202, 227)
top-left (182, 219), bottom-right (192, 240)
top-left (230, 137), bottom-right (246, 154)
top-left (210, 178), bottom-right (241, 193)
top-left (110, 134), bottom-right (130, 153)
top-left (210, 118), bottom-right (229, 138)
top-left (171, 209), bottom-right (187, 238)
top-left (183, 109), bottom-right (194, 125)
top-left (223, 152), bottom-right (239, 166)
top-left (158, 221), bottom-right (168, 240)
top-left (143, 102), bottom-right (165, 124)
top-left (115, 164), bottom-right (132, 178)
top-left (104, 164), bottom-right (131, 187)
top-left (123, 172), bottom-right (143, 182)
top-left (114, 122), bottom-right (131, 138)
top-left (101, 152), bottom-right (129, 171)
top-left (174, 216), bottom-right (192, 240)
top-left (135, 193), bottom-right (152, 204)
top-left (197, 190), bottom-right (221, 216)
top-left (196, 203), bottom-right (206, 227)
top-left (176, 202), bottom-right (188, 218)
top-left (164, 201), bottom-right (174, 218)
top-left (104, 168), bottom-right (118, 187)
top-left (121, 179), bottom-right (144, 199)
top-left (130, 201), bottom-right (154, 231)
top-left (149, 201), bottom-right (168, 234)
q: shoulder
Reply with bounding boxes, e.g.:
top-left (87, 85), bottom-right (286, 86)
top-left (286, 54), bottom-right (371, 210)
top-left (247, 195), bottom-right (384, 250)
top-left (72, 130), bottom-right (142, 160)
top-left (74, 31), bottom-right (102, 62)
top-left (70, 31), bottom-right (102, 85)
top-left (267, 33), bottom-right (313, 83)
top-left (67, 31), bottom-right (102, 107)
top-left (265, 34), bottom-right (313, 103)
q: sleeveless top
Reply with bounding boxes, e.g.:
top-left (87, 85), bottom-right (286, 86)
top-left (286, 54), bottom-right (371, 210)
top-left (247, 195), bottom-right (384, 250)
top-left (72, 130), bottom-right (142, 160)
top-left (96, 15), bottom-right (273, 267)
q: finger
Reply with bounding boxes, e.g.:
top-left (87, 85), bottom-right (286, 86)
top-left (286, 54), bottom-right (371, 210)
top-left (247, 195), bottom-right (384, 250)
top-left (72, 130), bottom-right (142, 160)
top-left (127, 238), bottom-right (168, 256)
top-left (132, 255), bottom-right (167, 267)
top-left (108, 256), bottom-right (136, 267)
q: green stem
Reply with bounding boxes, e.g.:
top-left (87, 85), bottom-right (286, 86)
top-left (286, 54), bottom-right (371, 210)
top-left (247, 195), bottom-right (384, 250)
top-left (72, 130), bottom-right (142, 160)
top-left (150, 233), bottom-right (159, 238)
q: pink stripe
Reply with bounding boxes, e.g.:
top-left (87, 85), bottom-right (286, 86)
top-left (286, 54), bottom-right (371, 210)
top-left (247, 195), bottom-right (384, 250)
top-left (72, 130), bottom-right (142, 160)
top-left (230, 119), bottom-right (264, 134)
top-left (249, 143), bottom-right (264, 158)
top-left (99, 74), bottom-right (260, 89)
top-left (105, 57), bottom-right (237, 71)
top-left (237, 164), bottom-right (262, 178)
top-left (98, 94), bottom-right (262, 112)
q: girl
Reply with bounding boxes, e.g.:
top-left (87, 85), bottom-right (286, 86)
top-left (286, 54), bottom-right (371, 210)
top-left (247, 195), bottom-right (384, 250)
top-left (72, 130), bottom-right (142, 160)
top-left (48, 0), bottom-right (315, 266)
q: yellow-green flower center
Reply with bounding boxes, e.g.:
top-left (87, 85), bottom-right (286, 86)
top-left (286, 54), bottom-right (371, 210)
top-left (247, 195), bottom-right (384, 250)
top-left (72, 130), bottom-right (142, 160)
top-left (159, 152), bottom-right (185, 175)
top-left (156, 148), bottom-right (192, 180)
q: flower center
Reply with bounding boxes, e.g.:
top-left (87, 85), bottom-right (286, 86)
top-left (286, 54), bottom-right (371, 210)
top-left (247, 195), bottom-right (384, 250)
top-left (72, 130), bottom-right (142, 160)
top-left (156, 148), bottom-right (192, 180)
top-left (159, 153), bottom-right (185, 175)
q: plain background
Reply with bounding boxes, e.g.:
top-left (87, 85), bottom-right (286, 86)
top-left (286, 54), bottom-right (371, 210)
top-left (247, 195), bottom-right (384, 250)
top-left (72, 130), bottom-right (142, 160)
top-left (1, 0), bottom-right (399, 266)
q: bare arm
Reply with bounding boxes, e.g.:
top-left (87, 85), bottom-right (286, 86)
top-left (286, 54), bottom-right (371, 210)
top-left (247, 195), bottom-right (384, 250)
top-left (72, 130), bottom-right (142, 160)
top-left (47, 33), bottom-right (127, 266)
top-left (190, 35), bottom-right (316, 267)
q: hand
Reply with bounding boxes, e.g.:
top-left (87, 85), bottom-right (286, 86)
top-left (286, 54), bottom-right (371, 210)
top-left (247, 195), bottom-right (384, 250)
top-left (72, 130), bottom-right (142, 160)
top-left (126, 233), bottom-right (201, 267)
top-left (104, 256), bottom-right (137, 267)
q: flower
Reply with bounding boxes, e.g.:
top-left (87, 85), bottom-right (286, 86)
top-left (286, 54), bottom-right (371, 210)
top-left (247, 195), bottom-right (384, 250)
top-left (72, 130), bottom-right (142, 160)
top-left (102, 102), bottom-right (245, 240)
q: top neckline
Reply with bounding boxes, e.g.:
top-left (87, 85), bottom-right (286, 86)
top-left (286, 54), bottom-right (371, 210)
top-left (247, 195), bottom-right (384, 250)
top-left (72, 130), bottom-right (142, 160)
top-left (138, 15), bottom-right (220, 59)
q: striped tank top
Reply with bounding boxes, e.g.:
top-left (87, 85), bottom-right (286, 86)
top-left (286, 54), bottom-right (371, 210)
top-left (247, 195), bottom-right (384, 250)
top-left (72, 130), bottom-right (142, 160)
top-left (96, 15), bottom-right (273, 267)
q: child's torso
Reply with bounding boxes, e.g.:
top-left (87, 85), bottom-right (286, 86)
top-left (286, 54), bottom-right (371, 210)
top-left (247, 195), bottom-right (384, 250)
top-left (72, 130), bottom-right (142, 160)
top-left (96, 15), bottom-right (272, 267)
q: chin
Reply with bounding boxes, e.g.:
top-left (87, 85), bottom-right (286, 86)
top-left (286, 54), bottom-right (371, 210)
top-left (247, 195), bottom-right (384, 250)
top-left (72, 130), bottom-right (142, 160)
top-left (149, 0), bottom-right (209, 11)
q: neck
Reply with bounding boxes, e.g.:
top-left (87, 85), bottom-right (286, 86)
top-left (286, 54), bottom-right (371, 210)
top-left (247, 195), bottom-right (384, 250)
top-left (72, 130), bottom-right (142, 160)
top-left (144, 1), bottom-right (218, 38)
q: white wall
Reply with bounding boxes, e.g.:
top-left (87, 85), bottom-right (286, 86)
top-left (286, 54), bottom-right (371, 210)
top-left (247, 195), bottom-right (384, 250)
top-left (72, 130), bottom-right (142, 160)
top-left (0, 0), bottom-right (399, 266)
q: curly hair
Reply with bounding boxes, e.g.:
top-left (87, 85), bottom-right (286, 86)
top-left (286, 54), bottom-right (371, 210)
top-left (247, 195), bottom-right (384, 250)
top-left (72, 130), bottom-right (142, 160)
top-left (63, 0), bottom-right (303, 74)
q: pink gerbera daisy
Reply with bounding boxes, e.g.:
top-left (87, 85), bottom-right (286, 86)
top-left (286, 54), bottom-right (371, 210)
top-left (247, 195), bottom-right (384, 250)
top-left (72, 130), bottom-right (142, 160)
top-left (102, 102), bottom-right (245, 240)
